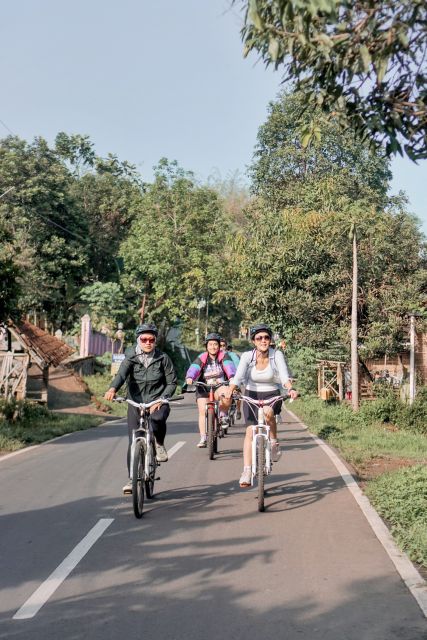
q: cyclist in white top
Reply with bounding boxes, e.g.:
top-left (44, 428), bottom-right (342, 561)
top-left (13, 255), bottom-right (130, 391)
top-left (225, 324), bottom-right (298, 487)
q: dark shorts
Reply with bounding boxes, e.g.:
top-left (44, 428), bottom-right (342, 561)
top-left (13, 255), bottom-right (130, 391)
top-left (242, 388), bottom-right (283, 425)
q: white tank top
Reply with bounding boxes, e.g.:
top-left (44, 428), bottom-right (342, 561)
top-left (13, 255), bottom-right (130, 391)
top-left (246, 362), bottom-right (278, 392)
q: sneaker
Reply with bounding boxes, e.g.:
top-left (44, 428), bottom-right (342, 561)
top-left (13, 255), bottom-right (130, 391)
top-left (197, 437), bottom-right (207, 448)
top-left (122, 480), bottom-right (132, 495)
top-left (239, 467), bottom-right (252, 488)
top-left (155, 443), bottom-right (168, 462)
top-left (236, 410), bottom-right (242, 421)
top-left (271, 441), bottom-right (282, 462)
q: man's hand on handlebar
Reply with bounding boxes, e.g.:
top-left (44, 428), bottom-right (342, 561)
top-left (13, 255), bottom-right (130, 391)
top-left (104, 388), bottom-right (116, 402)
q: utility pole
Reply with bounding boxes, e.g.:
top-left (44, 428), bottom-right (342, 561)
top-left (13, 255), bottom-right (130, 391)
top-left (409, 313), bottom-right (416, 405)
top-left (350, 223), bottom-right (359, 411)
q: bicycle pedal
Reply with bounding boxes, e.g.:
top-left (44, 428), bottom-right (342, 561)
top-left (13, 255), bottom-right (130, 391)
top-left (155, 476), bottom-right (161, 480)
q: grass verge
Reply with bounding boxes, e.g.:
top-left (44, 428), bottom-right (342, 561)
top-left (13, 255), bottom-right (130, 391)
top-left (83, 372), bottom-right (127, 417)
top-left (0, 402), bottom-right (103, 454)
top-left (289, 397), bottom-right (427, 568)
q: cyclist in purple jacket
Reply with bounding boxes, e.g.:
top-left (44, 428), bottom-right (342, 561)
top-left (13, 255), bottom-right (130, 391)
top-left (185, 333), bottom-right (236, 447)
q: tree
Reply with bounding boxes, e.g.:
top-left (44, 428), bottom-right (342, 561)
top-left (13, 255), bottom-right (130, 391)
top-left (0, 136), bottom-right (89, 326)
top-left (119, 159), bottom-right (234, 335)
top-left (226, 196), bottom-right (427, 358)
top-left (235, 0), bottom-right (427, 159)
top-left (250, 91), bottom-right (392, 211)
top-left (0, 218), bottom-right (21, 319)
top-left (79, 281), bottom-right (127, 332)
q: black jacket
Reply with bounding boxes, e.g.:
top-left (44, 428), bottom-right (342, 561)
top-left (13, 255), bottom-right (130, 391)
top-left (110, 346), bottom-right (177, 403)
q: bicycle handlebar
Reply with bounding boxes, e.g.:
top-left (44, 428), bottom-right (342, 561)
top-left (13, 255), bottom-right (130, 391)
top-left (236, 393), bottom-right (293, 408)
top-left (183, 380), bottom-right (229, 393)
top-left (114, 395), bottom-right (184, 408)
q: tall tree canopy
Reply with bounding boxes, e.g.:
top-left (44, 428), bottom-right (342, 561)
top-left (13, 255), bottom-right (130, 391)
top-left (119, 159), bottom-right (235, 334)
top-left (250, 91), bottom-right (391, 210)
top-left (236, 0), bottom-right (427, 159)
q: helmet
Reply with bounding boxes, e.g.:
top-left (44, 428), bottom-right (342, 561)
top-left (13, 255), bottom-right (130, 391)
top-left (249, 324), bottom-right (273, 340)
top-left (204, 332), bottom-right (222, 346)
top-left (135, 323), bottom-right (158, 338)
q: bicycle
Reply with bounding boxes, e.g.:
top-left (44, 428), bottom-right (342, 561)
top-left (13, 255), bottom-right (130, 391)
top-left (114, 395), bottom-right (182, 518)
top-left (237, 392), bottom-right (292, 512)
top-left (183, 380), bottom-right (229, 460)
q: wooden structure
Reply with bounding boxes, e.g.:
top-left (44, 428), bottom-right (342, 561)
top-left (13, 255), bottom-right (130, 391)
top-left (317, 360), bottom-right (346, 401)
top-left (0, 320), bottom-right (74, 402)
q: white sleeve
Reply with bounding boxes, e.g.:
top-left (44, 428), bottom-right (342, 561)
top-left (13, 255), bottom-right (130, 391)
top-left (230, 351), bottom-right (250, 387)
top-left (275, 350), bottom-right (290, 386)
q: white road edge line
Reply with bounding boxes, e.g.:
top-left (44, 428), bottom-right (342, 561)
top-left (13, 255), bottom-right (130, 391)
top-left (168, 441), bottom-right (186, 458)
top-left (285, 408), bottom-right (427, 619)
top-left (13, 518), bottom-right (114, 620)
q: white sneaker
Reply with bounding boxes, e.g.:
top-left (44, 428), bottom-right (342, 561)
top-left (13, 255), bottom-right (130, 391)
top-left (197, 437), bottom-right (207, 448)
top-left (271, 441), bottom-right (282, 462)
top-left (239, 467), bottom-right (252, 488)
top-left (155, 443), bottom-right (168, 462)
top-left (122, 480), bottom-right (132, 495)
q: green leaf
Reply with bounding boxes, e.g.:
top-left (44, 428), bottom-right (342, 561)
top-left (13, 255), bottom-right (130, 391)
top-left (248, 0), bottom-right (264, 31)
top-left (376, 57), bottom-right (389, 84)
top-left (360, 45), bottom-right (371, 72)
top-left (269, 37), bottom-right (280, 61)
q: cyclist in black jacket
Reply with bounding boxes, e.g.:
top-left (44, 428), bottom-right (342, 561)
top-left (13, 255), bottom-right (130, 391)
top-left (105, 323), bottom-right (177, 494)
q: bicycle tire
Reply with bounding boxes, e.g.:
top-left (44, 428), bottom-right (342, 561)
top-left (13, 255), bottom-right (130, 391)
top-left (207, 410), bottom-right (215, 460)
top-left (145, 440), bottom-right (156, 499)
top-left (132, 440), bottom-right (145, 518)
top-left (257, 437), bottom-right (265, 512)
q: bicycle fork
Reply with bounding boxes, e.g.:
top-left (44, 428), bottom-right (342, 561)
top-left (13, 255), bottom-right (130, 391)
top-left (251, 407), bottom-right (271, 485)
top-left (129, 430), bottom-right (146, 481)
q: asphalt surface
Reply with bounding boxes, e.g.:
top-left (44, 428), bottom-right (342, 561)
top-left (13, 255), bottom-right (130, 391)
top-left (0, 397), bottom-right (426, 640)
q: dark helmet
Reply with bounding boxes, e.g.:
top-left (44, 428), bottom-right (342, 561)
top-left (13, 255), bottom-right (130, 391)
top-left (250, 324), bottom-right (273, 340)
top-left (204, 332), bottom-right (222, 346)
top-left (135, 323), bottom-right (158, 338)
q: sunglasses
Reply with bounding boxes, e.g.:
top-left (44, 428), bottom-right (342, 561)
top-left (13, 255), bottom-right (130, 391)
top-left (254, 335), bottom-right (271, 341)
top-left (139, 337), bottom-right (156, 344)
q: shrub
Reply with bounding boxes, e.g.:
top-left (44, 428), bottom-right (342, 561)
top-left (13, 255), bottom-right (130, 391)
top-left (366, 465), bottom-right (427, 565)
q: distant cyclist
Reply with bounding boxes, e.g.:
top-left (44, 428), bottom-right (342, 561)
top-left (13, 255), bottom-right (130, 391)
top-left (104, 323), bottom-right (177, 494)
top-left (225, 324), bottom-right (297, 487)
top-left (220, 339), bottom-right (242, 420)
top-left (185, 333), bottom-right (236, 447)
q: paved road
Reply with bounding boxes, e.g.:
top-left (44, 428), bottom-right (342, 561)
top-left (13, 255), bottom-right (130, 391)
top-left (0, 398), bottom-right (426, 640)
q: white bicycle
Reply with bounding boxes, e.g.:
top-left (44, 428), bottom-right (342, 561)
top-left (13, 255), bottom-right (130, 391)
top-left (115, 396), bottom-right (182, 518)
top-left (238, 393), bottom-right (291, 512)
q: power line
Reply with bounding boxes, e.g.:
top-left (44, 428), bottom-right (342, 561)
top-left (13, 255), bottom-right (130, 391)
top-left (0, 118), bottom-right (15, 136)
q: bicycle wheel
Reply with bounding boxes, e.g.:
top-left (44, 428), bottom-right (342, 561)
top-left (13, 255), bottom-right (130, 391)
top-left (132, 440), bottom-right (145, 518)
top-left (257, 437), bottom-right (265, 512)
top-left (145, 440), bottom-right (156, 499)
top-left (207, 410), bottom-right (215, 460)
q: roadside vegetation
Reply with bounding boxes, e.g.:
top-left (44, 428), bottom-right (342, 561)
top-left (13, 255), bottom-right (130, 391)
top-left (0, 400), bottom-right (103, 453)
top-left (290, 394), bottom-right (427, 567)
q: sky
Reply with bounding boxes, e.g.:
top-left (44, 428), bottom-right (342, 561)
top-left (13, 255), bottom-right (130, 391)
top-left (1, 0), bottom-right (426, 232)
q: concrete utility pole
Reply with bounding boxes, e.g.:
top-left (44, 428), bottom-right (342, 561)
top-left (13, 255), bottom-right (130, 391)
top-left (409, 313), bottom-right (416, 405)
top-left (350, 224), bottom-right (359, 411)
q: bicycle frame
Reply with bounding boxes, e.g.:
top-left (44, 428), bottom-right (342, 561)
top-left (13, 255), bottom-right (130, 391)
top-left (239, 393), bottom-right (285, 487)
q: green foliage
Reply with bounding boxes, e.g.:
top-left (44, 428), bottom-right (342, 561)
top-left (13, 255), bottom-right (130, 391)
top-left (292, 396), bottom-right (427, 464)
top-left (250, 91), bottom-right (391, 211)
top-left (0, 135), bottom-right (88, 324)
top-left (119, 159), bottom-right (237, 334)
top-left (236, 1), bottom-right (427, 159)
top-left (223, 92), bottom-right (427, 357)
top-left (0, 399), bottom-right (102, 451)
top-left (366, 466), bottom-right (427, 565)
top-left (79, 281), bottom-right (127, 332)
top-left (286, 346), bottom-right (318, 395)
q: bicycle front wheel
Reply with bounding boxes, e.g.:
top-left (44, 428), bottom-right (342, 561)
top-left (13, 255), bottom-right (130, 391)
top-left (207, 410), bottom-right (215, 460)
top-left (257, 437), bottom-right (265, 512)
top-left (132, 440), bottom-right (145, 518)
top-left (145, 440), bottom-right (156, 499)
